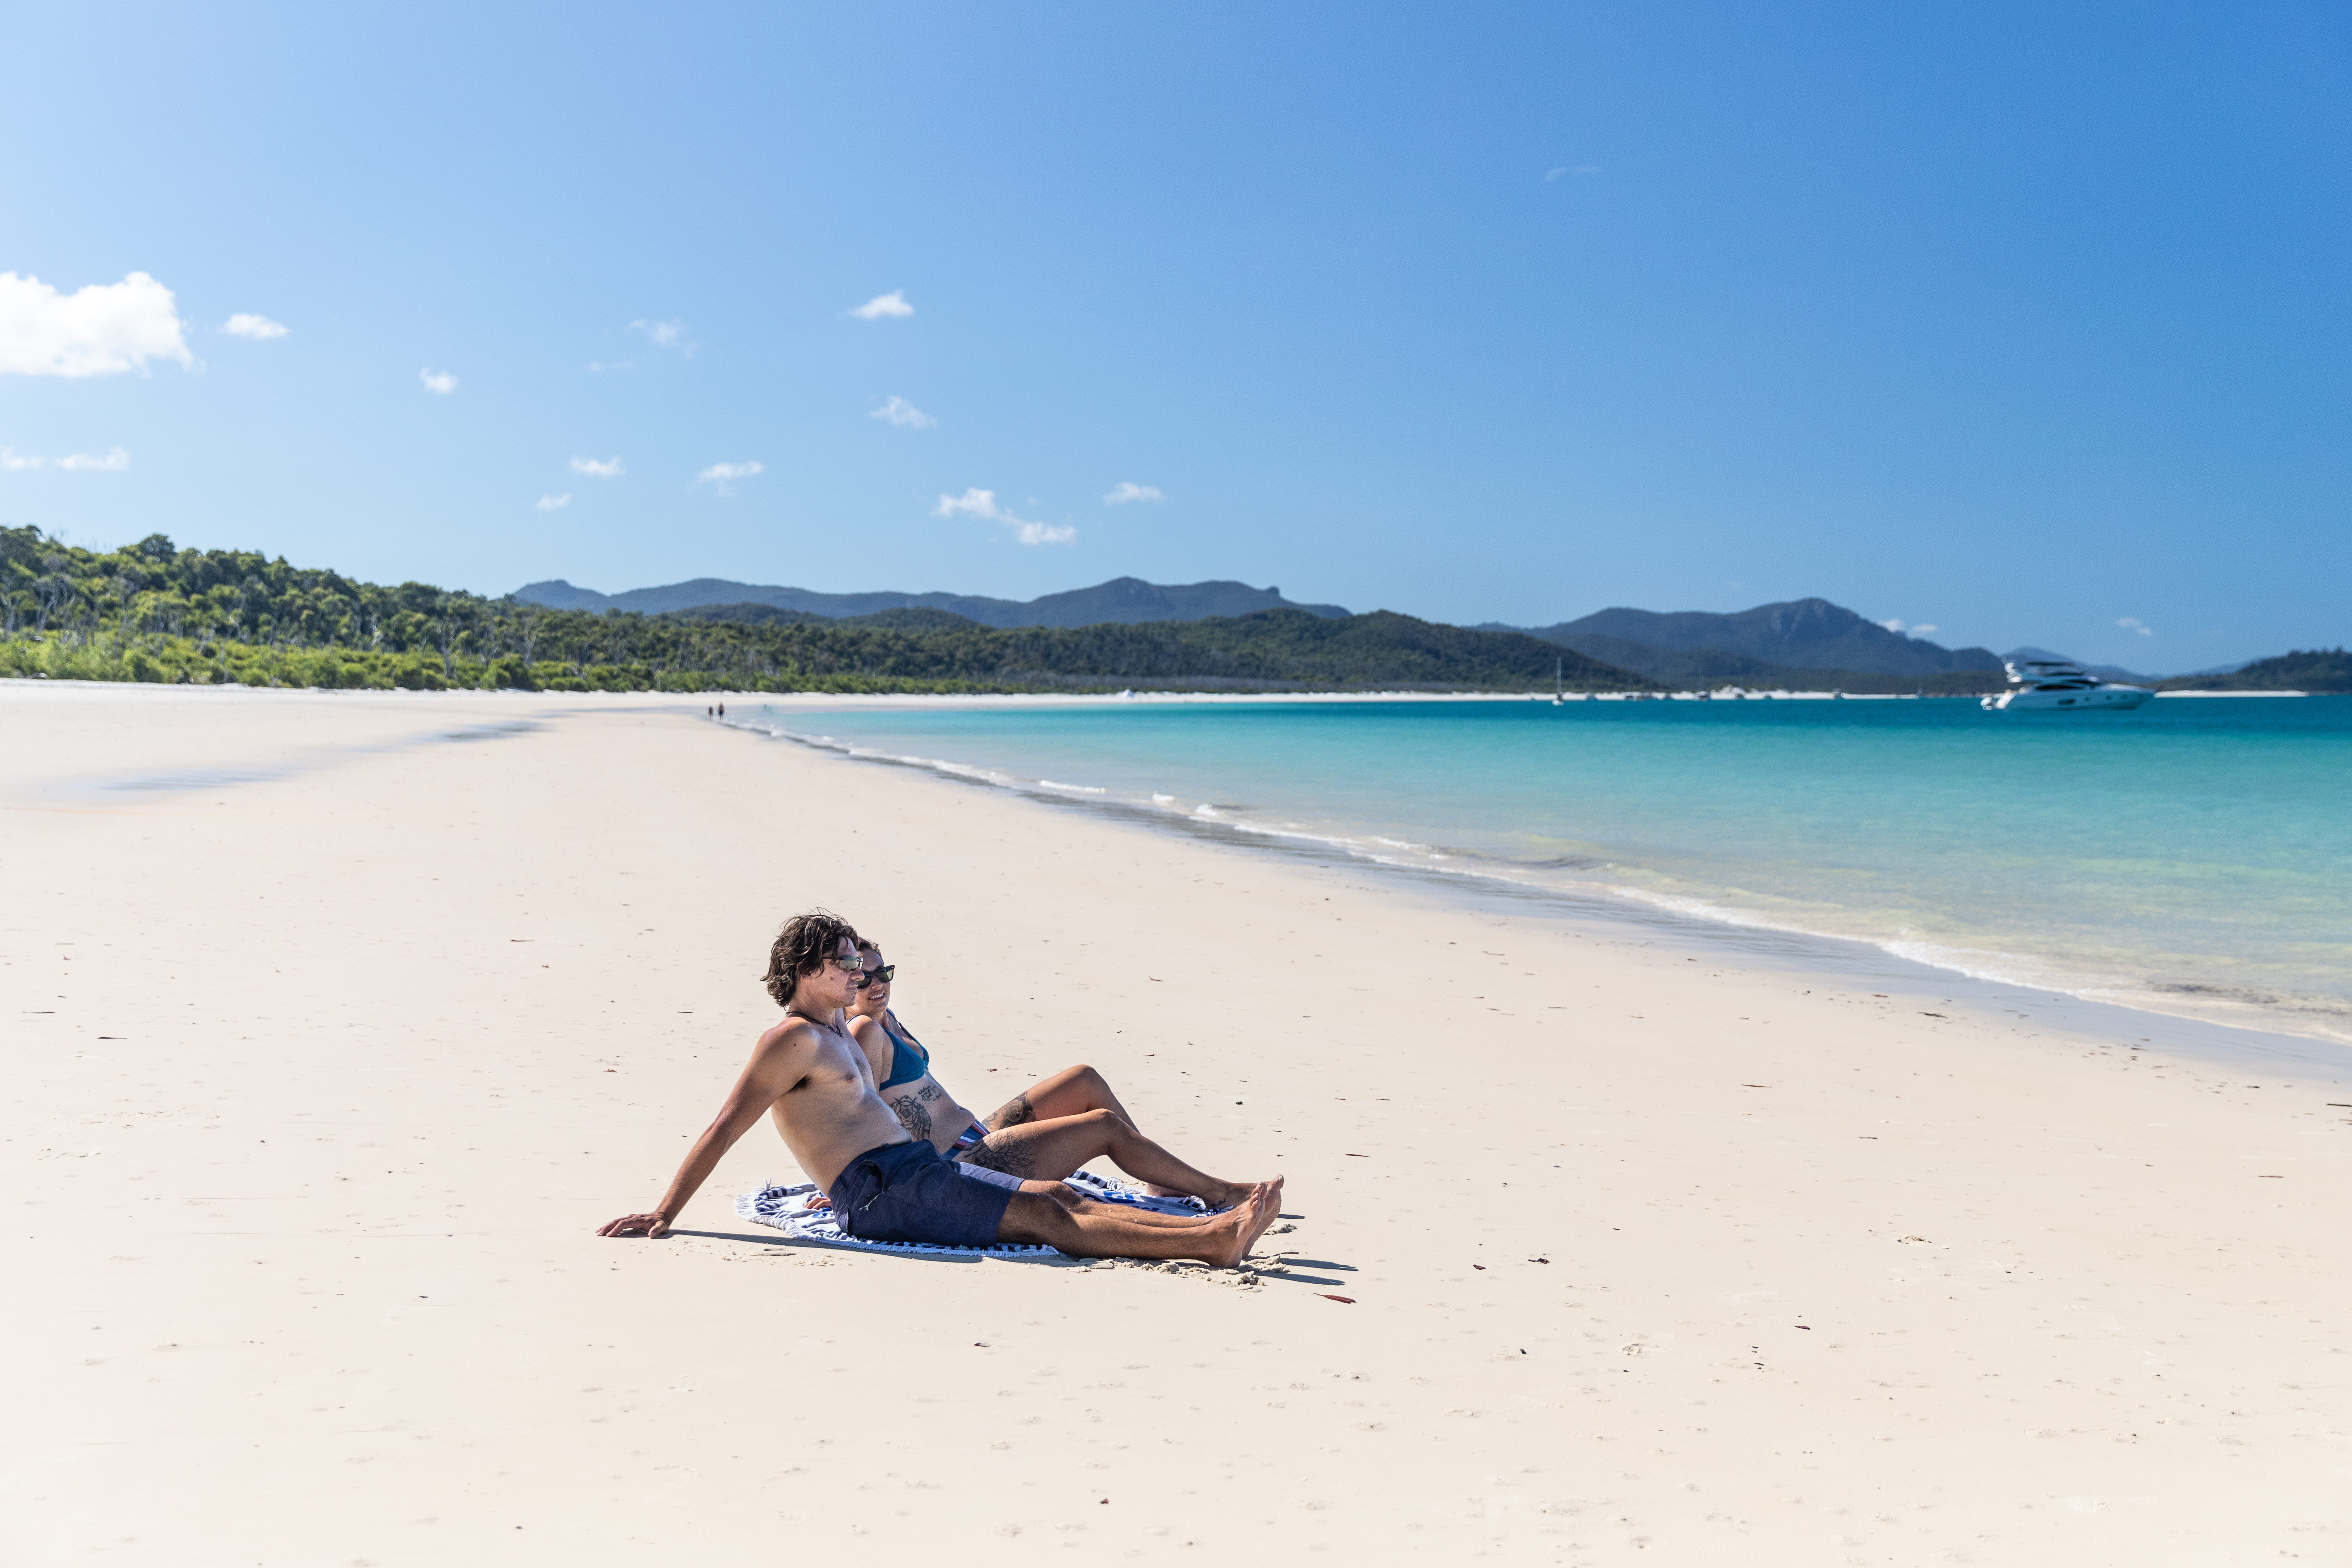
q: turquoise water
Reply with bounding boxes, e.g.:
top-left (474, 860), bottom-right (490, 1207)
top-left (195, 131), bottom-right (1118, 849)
top-left (749, 695), bottom-right (2352, 1042)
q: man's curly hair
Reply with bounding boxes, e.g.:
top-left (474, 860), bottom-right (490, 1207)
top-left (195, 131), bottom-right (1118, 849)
top-left (761, 909), bottom-right (862, 1008)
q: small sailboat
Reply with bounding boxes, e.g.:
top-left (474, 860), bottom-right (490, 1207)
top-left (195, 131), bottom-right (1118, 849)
top-left (1552, 657), bottom-right (1565, 706)
top-left (1981, 659), bottom-right (2154, 712)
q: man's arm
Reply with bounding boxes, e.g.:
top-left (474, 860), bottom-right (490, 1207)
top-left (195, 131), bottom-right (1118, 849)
top-left (597, 1027), bottom-right (807, 1238)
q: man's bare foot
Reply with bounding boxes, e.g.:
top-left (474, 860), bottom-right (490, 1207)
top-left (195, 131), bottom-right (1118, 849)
top-left (1202, 1181), bottom-right (1282, 1268)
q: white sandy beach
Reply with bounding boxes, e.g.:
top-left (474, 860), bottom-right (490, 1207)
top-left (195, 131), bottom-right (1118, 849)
top-left (4, 682), bottom-right (2347, 1566)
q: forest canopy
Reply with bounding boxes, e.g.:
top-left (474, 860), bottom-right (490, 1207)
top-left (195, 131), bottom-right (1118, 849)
top-left (0, 527), bottom-right (1651, 693)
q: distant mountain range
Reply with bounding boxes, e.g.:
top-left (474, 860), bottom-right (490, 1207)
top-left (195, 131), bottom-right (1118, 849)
top-left (515, 575), bottom-right (1349, 628)
top-left (509, 573), bottom-right (2306, 688)
top-left (13, 521), bottom-right (2334, 694)
top-left (1479, 598), bottom-right (2005, 681)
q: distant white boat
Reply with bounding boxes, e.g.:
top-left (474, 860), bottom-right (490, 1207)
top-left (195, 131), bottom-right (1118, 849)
top-left (1981, 659), bottom-right (2154, 712)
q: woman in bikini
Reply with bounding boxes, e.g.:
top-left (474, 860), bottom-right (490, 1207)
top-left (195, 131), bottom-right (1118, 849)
top-left (842, 939), bottom-right (1255, 1210)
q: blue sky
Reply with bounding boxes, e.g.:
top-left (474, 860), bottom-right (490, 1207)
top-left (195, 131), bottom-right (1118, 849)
top-left (3, 1), bottom-right (2347, 669)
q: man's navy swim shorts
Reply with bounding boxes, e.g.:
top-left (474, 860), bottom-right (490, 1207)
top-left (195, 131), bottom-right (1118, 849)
top-left (830, 1138), bottom-right (1021, 1247)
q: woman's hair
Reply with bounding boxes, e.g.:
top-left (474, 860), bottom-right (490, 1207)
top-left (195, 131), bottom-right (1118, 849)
top-left (761, 910), bottom-right (861, 1008)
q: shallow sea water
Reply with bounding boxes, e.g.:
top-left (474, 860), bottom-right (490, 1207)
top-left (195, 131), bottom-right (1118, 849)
top-left (746, 694), bottom-right (2352, 1044)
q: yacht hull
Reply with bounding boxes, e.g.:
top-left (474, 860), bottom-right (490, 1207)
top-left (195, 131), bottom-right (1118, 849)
top-left (1982, 685), bottom-right (2154, 712)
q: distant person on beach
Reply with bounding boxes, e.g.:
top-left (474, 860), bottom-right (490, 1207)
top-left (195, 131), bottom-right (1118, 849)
top-left (843, 938), bottom-right (1252, 1209)
top-left (596, 911), bottom-right (1281, 1262)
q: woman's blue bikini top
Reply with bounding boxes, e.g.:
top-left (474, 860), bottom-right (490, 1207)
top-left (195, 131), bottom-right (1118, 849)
top-left (875, 1014), bottom-right (932, 1090)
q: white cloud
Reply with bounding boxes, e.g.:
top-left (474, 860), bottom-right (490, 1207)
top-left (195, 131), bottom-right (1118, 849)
top-left (570, 455), bottom-right (625, 478)
top-left (3, 446), bottom-right (130, 471)
top-left (56, 447), bottom-right (130, 471)
top-left (869, 395), bottom-right (936, 430)
top-left (2117, 616), bottom-right (2155, 637)
top-left (0, 271), bottom-right (192, 377)
top-left (629, 318), bottom-right (689, 350)
top-left (1103, 481), bottom-right (1164, 505)
top-left (420, 368), bottom-right (457, 394)
top-left (934, 487), bottom-right (1076, 546)
top-left (1878, 617), bottom-right (1906, 633)
top-left (849, 290), bottom-right (914, 321)
top-left (1910, 623), bottom-right (1938, 636)
top-left (222, 312), bottom-right (288, 340)
top-left (1544, 165), bottom-right (1601, 181)
top-left (697, 459), bottom-right (764, 497)
top-left (536, 493), bottom-right (572, 511)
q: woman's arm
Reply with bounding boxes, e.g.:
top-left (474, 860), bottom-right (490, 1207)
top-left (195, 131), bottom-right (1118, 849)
top-left (845, 1014), bottom-right (895, 1085)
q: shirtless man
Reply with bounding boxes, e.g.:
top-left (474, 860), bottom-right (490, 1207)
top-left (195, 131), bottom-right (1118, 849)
top-left (596, 911), bottom-right (1282, 1264)
top-left (846, 938), bottom-right (1253, 1209)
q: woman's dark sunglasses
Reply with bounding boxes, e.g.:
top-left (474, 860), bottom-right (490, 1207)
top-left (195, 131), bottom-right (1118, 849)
top-left (853, 964), bottom-right (896, 987)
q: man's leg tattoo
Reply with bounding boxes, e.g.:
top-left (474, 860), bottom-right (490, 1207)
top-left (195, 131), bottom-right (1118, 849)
top-left (963, 1137), bottom-right (1039, 1178)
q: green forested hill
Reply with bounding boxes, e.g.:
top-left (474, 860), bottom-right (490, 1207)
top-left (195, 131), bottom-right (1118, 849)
top-left (0, 528), bottom-right (1650, 693)
top-left (2160, 649), bottom-right (2352, 694)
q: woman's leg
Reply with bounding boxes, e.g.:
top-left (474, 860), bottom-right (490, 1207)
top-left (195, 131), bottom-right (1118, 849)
top-left (962, 1108), bottom-right (1257, 1210)
top-left (986, 1063), bottom-right (1140, 1133)
top-left (988, 1065), bottom-right (1204, 1194)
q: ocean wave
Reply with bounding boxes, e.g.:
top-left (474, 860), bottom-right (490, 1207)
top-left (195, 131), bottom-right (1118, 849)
top-left (725, 704), bottom-right (2352, 1049)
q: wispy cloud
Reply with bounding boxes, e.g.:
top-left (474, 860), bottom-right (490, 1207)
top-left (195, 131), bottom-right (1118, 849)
top-left (1103, 481), bottom-right (1164, 505)
top-left (2117, 616), bottom-right (2155, 637)
top-left (869, 395), bottom-right (936, 430)
top-left (0, 271), bottom-right (191, 377)
top-left (629, 318), bottom-right (691, 352)
top-left (1877, 616), bottom-right (1938, 636)
top-left (419, 368), bottom-right (457, 395)
top-left (1544, 165), bottom-right (1602, 181)
top-left (934, 487), bottom-right (1075, 546)
top-left (570, 455), bottom-right (625, 478)
top-left (57, 447), bottom-right (131, 471)
top-left (536, 493), bottom-right (572, 511)
top-left (222, 312), bottom-right (288, 340)
top-left (697, 459), bottom-right (764, 497)
top-left (849, 290), bottom-right (914, 321)
top-left (3, 446), bottom-right (131, 472)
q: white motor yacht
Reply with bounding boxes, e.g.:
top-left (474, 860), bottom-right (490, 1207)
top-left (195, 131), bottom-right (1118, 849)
top-left (1981, 659), bottom-right (2154, 712)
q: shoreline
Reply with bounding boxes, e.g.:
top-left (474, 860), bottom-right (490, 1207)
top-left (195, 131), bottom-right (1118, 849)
top-left (11, 674), bottom-right (2340, 1054)
top-left (725, 702), bottom-right (2352, 1060)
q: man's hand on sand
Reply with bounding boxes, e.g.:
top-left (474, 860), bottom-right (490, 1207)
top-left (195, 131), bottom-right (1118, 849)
top-left (597, 1212), bottom-right (672, 1238)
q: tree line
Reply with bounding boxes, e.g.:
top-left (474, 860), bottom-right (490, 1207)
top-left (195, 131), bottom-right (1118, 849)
top-left (0, 528), bottom-right (1650, 693)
